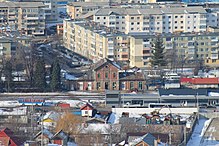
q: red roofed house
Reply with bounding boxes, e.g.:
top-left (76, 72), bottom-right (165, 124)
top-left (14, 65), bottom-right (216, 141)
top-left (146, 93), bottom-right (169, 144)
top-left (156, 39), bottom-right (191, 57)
top-left (0, 128), bottom-right (23, 146)
top-left (80, 103), bottom-right (94, 117)
top-left (180, 77), bottom-right (219, 88)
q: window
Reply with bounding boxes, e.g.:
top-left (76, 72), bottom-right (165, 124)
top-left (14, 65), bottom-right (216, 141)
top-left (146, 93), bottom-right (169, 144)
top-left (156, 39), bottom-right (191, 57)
top-left (131, 17), bottom-right (134, 19)
top-left (130, 82), bottom-right (134, 89)
top-left (175, 21), bottom-right (177, 24)
top-left (137, 22), bottom-right (140, 25)
top-left (105, 72), bottom-right (108, 78)
top-left (113, 72), bottom-right (116, 78)
top-left (97, 17), bottom-right (100, 19)
top-left (168, 16), bottom-right (171, 18)
top-left (105, 82), bottom-right (109, 89)
top-left (85, 111), bottom-right (88, 115)
top-left (175, 16), bottom-right (178, 18)
top-left (98, 73), bottom-right (100, 78)
top-left (96, 82), bottom-right (100, 90)
top-left (112, 82), bottom-right (116, 89)
top-left (180, 16), bottom-right (183, 18)
top-left (104, 17), bottom-right (106, 19)
top-left (175, 26), bottom-right (178, 29)
top-left (181, 21), bottom-right (183, 23)
top-left (138, 82), bottom-right (143, 90)
top-left (131, 22), bottom-right (134, 25)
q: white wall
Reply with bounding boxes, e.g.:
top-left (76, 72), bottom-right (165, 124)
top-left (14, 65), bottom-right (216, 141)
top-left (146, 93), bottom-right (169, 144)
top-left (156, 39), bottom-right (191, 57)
top-left (112, 107), bottom-right (198, 116)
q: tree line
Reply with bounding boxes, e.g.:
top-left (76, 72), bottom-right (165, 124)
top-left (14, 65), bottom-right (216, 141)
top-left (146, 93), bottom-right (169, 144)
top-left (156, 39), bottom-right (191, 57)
top-left (3, 58), bottom-right (61, 92)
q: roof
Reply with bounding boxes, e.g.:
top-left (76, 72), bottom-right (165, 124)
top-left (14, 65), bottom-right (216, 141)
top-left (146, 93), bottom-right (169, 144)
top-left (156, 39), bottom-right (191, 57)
top-left (94, 6), bottom-right (206, 16)
top-left (0, 2), bottom-right (45, 8)
top-left (85, 118), bottom-right (106, 124)
top-left (93, 58), bottom-right (121, 71)
top-left (80, 103), bottom-right (94, 110)
top-left (131, 133), bottom-right (156, 146)
top-left (127, 132), bottom-right (169, 144)
top-left (51, 130), bottom-right (68, 140)
top-left (119, 72), bottom-right (145, 81)
top-left (0, 128), bottom-right (24, 146)
top-left (34, 129), bottom-right (53, 139)
top-left (67, 2), bottom-right (109, 7)
top-left (181, 77), bottom-right (219, 85)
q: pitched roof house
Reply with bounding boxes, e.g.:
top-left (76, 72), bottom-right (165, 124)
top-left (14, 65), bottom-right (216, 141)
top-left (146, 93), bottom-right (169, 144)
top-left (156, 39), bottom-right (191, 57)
top-left (0, 128), bottom-right (24, 146)
top-left (80, 103), bottom-right (94, 117)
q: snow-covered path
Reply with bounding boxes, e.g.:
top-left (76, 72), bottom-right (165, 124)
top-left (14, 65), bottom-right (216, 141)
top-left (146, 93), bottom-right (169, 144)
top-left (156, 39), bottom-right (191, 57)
top-left (187, 118), bottom-right (211, 146)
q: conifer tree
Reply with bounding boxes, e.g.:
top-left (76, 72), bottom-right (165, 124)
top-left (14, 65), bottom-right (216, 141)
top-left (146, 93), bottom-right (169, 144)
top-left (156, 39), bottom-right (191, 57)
top-left (4, 60), bottom-right (13, 92)
top-left (150, 35), bottom-right (167, 68)
top-left (33, 58), bottom-right (46, 91)
top-left (50, 59), bottom-right (61, 91)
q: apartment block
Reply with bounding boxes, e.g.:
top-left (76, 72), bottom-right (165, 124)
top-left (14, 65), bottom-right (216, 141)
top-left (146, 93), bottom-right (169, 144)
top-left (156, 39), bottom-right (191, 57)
top-left (67, 2), bottom-right (109, 19)
top-left (0, 2), bottom-right (46, 36)
top-left (20, 0), bottom-right (58, 22)
top-left (92, 7), bottom-right (207, 34)
top-left (63, 19), bottom-right (129, 63)
top-left (129, 33), bottom-right (219, 68)
top-left (0, 37), bottom-right (16, 68)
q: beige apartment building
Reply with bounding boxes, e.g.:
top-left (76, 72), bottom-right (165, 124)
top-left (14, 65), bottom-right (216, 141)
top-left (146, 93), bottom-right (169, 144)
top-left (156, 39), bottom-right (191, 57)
top-left (67, 2), bottom-right (109, 19)
top-left (129, 33), bottom-right (219, 68)
top-left (0, 2), bottom-right (46, 36)
top-left (63, 19), bottom-right (129, 63)
top-left (20, 0), bottom-right (58, 22)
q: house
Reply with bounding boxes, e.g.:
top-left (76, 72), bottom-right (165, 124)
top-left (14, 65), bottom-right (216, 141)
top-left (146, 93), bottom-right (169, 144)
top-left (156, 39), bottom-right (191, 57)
top-left (85, 118), bottom-right (106, 124)
top-left (127, 133), bottom-right (169, 145)
top-left (41, 111), bottom-right (60, 129)
top-left (0, 128), bottom-right (24, 146)
top-left (34, 129), bottom-right (53, 145)
top-left (129, 133), bottom-right (158, 146)
top-left (119, 68), bottom-right (146, 92)
top-left (50, 130), bottom-right (69, 145)
top-left (93, 58), bottom-right (121, 91)
top-left (80, 103), bottom-right (94, 117)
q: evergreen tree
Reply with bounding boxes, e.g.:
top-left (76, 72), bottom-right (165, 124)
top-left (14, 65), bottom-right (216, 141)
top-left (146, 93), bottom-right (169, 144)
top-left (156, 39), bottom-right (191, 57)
top-left (150, 36), bottom-right (167, 68)
top-left (33, 58), bottom-right (46, 92)
top-left (4, 60), bottom-right (13, 92)
top-left (50, 59), bottom-right (61, 91)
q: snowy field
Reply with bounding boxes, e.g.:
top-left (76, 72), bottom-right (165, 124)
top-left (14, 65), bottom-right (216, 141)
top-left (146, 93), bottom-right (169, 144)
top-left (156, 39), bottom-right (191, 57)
top-left (187, 118), bottom-right (212, 146)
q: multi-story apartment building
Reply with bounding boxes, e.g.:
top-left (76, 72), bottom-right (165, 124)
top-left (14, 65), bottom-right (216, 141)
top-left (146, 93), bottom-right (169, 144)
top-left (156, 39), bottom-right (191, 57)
top-left (92, 7), bottom-right (207, 34)
top-left (0, 37), bottom-right (16, 67)
top-left (63, 19), bottom-right (129, 63)
top-left (19, 0), bottom-right (58, 22)
top-left (0, 2), bottom-right (46, 36)
top-left (67, 2), bottom-right (109, 19)
top-left (129, 33), bottom-right (219, 68)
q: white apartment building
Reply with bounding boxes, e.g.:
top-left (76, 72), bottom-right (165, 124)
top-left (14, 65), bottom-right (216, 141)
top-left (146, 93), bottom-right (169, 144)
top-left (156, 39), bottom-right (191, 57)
top-left (92, 7), bottom-right (207, 34)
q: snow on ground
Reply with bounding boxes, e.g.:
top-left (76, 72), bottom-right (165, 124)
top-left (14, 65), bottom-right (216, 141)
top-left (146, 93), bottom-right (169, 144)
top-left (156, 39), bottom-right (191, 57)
top-left (0, 101), bottom-right (21, 107)
top-left (68, 91), bottom-right (101, 95)
top-left (0, 106), bottom-right (27, 115)
top-left (187, 118), bottom-right (212, 146)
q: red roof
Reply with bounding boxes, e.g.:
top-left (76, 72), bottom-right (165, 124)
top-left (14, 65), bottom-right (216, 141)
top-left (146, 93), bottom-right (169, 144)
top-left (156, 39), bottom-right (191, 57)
top-left (180, 78), bottom-right (219, 85)
top-left (80, 103), bottom-right (94, 110)
top-left (57, 103), bottom-right (70, 108)
top-left (0, 128), bottom-right (24, 146)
